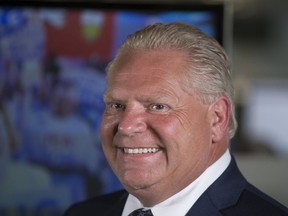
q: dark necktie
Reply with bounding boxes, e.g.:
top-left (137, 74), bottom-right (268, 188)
top-left (128, 208), bottom-right (154, 216)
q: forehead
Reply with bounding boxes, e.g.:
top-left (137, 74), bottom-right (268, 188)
top-left (107, 50), bottom-right (188, 84)
top-left (104, 50), bottom-right (192, 101)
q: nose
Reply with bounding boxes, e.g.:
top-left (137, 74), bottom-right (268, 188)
top-left (118, 107), bottom-right (147, 136)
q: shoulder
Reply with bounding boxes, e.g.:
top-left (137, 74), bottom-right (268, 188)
top-left (203, 156), bottom-right (288, 216)
top-left (63, 190), bottom-right (128, 216)
top-left (221, 183), bottom-right (288, 216)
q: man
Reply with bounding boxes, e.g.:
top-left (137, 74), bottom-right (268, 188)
top-left (64, 22), bottom-right (288, 216)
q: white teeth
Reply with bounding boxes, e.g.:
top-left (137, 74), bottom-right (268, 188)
top-left (123, 148), bottom-right (160, 154)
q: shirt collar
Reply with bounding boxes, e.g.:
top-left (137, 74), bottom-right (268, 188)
top-left (122, 150), bottom-right (231, 216)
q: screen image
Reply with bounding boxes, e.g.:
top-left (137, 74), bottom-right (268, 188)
top-left (0, 3), bottom-right (224, 215)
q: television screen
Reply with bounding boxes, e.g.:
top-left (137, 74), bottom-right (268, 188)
top-left (0, 1), bottom-right (226, 215)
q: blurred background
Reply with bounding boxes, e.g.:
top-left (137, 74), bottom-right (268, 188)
top-left (0, 0), bottom-right (287, 215)
top-left (229, 0), bottom-right (288, 209)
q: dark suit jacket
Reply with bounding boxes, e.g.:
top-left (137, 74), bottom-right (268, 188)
top-left (64, 158), bottom-right (288, 216)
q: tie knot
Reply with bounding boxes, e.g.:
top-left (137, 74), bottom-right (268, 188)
top-left (128, 208), bottom-right (154, 216)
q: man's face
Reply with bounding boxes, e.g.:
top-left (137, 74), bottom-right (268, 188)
top-left (101, 50), bottom-right (222, 204)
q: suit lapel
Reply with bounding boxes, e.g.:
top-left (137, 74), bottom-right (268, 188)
top-left (186, 157), bottom-right (247, 215)
top-left (102, 191), bottom-right (128, 216)
top-left (185, 195), bottom-right (222, 216)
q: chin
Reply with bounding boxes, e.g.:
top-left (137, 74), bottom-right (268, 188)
top-left (118, 168), bottom-right (161, 191)
top-left (122, 177), bottom-right (154, 191)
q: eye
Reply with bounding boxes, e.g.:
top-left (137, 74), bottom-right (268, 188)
top-left (149, 104), bottom-right (169, 111)
top-left (105, 102), bottom-right (125, 114)
top-left (110, 103), bottom-right (125, 110)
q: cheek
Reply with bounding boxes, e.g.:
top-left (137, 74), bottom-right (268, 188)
top-left (157, 112), bottom-right (211, 153)
top-left (155, 112), bottom-right (197, 142)
top-left (151, 116), bottom-right (192, 158)
top-left (165, 115), bottom-right (211, 169)
top-left (100, 118), bottom-right (118, 166)
top-left (100, 116), bottom-right (120, 162)
top-left (100, 115), bottom-right (118, 141)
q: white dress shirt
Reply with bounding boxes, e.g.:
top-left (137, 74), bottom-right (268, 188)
top-left (122, 149), bottom-right (231, 216)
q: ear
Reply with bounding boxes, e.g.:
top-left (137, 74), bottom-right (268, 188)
top-left (209, 96), bottom-right (231, 143)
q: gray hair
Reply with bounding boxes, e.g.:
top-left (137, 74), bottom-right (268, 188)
top-left (107, 22), bottom-right (237, 138)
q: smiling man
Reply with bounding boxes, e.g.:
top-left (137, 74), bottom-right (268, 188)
top-left (64, 22), bottom-right (288, 216)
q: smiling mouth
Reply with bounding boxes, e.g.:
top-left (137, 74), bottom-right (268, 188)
top-left (122, 147), bottom-right (160, 154)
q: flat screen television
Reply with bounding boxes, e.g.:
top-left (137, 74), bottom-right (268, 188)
top-left (0, 1), bottom-right (230, 215)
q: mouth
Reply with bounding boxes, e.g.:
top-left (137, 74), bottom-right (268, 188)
top-left (121, 147), bottom-right (160, 154)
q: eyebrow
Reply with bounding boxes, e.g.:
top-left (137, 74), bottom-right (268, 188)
top-left (103, 90), bottom-right (179, 105)
top-left (103, 92), bottom-right (117, 102)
